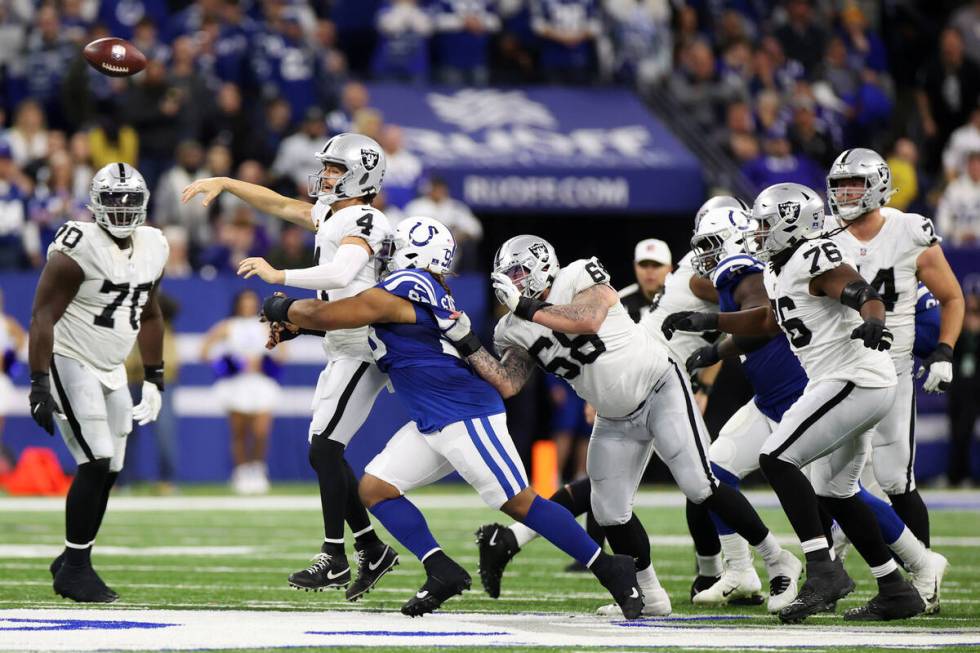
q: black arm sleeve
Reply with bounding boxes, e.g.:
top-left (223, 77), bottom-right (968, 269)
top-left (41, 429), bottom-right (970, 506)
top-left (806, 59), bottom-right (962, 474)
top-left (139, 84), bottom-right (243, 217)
top-left (839, 280), bottom-right (882, 311)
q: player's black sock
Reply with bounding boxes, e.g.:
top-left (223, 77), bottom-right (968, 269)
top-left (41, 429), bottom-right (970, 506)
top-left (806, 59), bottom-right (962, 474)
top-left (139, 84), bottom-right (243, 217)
top-left (585, 510), bottom-right (606, 550)
top-left (759, 454), bottom-right (826, 545)
top-left (686, 498), bottom-right (721, 556)
top-left (309, 436), bottom-right (348, 544)
top-left (818, 495), bottom-right (893, 568)
top-left (603, 514), bottom-right (651, 570)
top-left (817, 504), bottom-right (836, 551)
top-left (701, 484), bottom-right (769, 545)
top-left (888, 490), bottom-right (930, 547)
top-left (422, 549), bottom-right (452, 574)
top-left (343, 459), bottom-right (381, 548)
top-left (64, 458), bottom-right (110, 566)
top-left (90, 471), bottom-right (118, 542)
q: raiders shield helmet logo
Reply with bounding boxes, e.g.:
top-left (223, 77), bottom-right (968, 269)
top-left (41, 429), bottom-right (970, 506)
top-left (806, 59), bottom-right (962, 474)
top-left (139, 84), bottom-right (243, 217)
top-left (777, 201), bottom-right (801, 223)
top-left (528, 242), bottom-right (550, 261)
top-left (361, 148), bottom-right (380, 171)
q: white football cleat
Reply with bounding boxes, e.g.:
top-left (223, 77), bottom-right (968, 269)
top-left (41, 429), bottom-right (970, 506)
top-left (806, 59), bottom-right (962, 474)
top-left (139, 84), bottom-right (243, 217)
top-left (766, 549), bottom-right (803, 613)
top-left (692, 567), bottom-right (762, 605)
top-left (910, 550), bottom-right (948, 615)
top-left (597, 586), bottom-right (671, 616)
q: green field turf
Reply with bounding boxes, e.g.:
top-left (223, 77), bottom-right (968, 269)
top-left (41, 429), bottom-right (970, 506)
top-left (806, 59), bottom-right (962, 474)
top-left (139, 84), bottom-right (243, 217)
top-left (0, 486), bottom-right (978, 652)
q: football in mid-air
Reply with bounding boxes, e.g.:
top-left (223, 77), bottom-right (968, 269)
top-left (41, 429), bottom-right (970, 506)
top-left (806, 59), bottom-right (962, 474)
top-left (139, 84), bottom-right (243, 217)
top-left (82, 37), bottom-right (147, 77)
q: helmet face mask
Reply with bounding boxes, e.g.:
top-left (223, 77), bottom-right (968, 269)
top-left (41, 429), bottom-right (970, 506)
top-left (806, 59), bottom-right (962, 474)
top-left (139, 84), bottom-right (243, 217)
top-left (308, 133), bottom-right (386, 206)
top-left (826, 148), bottom-right (895, 223)
top-left (89, 163), bottom-right (149, 238)
top-left (691, 207), bottom-right (755, 275)
top-left (493, 235), bottom-right (559, 299)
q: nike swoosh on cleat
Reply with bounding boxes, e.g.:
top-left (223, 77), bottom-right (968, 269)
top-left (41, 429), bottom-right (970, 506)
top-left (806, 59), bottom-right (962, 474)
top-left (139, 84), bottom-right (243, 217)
top-left (326, 568), bottom-right (349, 580)
top-left (723, 587), bottom-right (736, 597)
top-left (628, 587), bottom-right (639, 599)
top-left (368, 551), bottom-right (389, 571)
top-left (415, 590), bottom-right (429, 599)
top-left (488, 530), bottom-right (498, 547)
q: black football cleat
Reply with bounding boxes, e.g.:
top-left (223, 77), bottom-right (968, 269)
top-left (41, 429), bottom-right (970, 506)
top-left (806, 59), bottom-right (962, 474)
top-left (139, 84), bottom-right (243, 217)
top-left (346, 543), bottom-right (399, 602)
top-left (844, 579), bottom-right (925, 621)
top-left (53, 563), bottom-right (117, 603)
top-left (287, 548), bottom-right (350, 591)
top-left (779, 559), bottom-right (855, 624)
top-left (401, 557), bottom-right (471, 617)
top-left (590, 553), bottom-right (644, 620)
top-left (690, 574), bottom-right (721, 600)
top-left (49, 551), bottom-right (65, 579)
top-left (475, 523), bottom-right (519, 599)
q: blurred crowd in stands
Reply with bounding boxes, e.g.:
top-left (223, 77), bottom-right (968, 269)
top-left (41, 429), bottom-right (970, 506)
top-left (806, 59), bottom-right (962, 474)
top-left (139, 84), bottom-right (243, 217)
top-left (0, 1), bottom-right (978, 275)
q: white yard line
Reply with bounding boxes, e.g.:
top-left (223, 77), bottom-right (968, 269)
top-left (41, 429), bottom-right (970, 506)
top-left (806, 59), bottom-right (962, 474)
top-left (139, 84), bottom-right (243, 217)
top-left (0, 608), bottom-right (976, 651)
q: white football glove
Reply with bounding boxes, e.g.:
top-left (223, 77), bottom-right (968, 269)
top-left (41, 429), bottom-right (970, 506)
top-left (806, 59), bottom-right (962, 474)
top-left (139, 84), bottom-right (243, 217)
top-left (916, 344), bottom-right (954, 394)
top-left (437, 310), bottom-right (473, 343)
top-left (491, 272), bottom-right (521, 313)
top-left (132, 381), bottom-right (163, 425)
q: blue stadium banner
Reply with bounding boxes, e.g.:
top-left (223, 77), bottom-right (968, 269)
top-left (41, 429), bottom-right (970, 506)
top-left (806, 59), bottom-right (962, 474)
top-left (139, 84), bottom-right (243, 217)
top-left (368, 84), bottom-right (704, 213)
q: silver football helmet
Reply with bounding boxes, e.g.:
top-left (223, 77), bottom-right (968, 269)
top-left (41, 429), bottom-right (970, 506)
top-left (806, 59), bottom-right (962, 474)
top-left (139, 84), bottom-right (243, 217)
top-left (308, 133), bottom-right (386, 205)
top-left (389, 216), bottom-right (456, 275)
top-left (88, 162), bottom-right (149, 238)
top-left (748, 183), bottom-right (826, 261)
top-left (493, 235), bottom-right (559, 299)
top-left (695, 195), bottom-right (750, 232)
top-left (691, 207), bottom-right (757, 276)
top-left (826, 148), bottom-right (895, 223)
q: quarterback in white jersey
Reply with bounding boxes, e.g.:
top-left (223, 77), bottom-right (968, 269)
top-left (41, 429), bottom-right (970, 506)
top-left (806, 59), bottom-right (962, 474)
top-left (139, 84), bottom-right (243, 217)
top-left (826, 148), bottom-right (964, 553)
top-left (182, 133), bottom-right (398, 600)
top-left (446, 235), bottom-right (798, 618)
top-left (28, 163), bottom-right (167, 604)
top-left (665, 183), bottom-right (925, 624)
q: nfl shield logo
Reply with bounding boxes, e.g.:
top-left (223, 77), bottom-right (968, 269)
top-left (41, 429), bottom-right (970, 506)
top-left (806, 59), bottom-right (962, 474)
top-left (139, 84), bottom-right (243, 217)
top-left (361, 148), bottom-right (379, 171)
top-left (777, 201), bottom-right (801, 223)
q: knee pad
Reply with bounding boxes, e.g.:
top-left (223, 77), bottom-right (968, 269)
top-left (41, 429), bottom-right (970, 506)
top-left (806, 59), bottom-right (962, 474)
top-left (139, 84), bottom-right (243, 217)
top-left (589, 480), bottom-right (632, 527)
top-left (709, 436), bottom-right (738, 474)
top-left (308, 435), bottom-right (345, 472)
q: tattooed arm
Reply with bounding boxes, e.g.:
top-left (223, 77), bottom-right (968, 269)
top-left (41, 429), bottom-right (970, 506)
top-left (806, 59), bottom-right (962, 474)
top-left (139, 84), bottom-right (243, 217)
top-left (533, 284), bottom-right (618, 335)
top-left (465, 344), bottom-right (536, 399)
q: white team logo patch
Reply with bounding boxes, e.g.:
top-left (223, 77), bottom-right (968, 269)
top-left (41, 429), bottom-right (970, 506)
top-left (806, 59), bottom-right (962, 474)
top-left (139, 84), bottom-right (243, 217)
top-left (361, 148), bottom-right (379, 171)
top-left (777, 201), bottom-right (801, 223)
top-left (110, 44), bottom-right (126, 61)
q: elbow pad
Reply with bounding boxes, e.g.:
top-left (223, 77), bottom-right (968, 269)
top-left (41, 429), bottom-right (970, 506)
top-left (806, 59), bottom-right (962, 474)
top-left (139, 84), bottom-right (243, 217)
top-left (840, 280), bottom-right (881, 311)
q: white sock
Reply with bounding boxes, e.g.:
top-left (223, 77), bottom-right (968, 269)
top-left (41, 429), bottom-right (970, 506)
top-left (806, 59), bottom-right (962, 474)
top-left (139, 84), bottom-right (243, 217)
top-left (509, 523), bottom-right (538, 548)
top-left (870, 559), bottom-right (899, 578)
top-left (801, 537), bottom-right (829, 556)
top-left (696, 553), bottom-right (724, 577)
top-left (828, 546), bottom-right (837, 561)
top-left (720, 533), bottom-right (753, 571)
top-left (889, 527), bottom-right (928, 573)
top-left (754, 532), bottom-right (783, 567)
top-left (636, 563), bottom-right (662, 590)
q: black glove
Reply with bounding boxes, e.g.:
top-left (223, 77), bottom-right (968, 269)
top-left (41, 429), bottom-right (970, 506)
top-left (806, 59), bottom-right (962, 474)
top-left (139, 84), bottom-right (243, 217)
top-left (850, 317), bottom-right (893, 351)
top-left (29, 372), bottom-right (57, 436)
top-left (262, 294), bottom-right (296, 324)
top-left (661, 311), bottom-right (719, 340)
top-left (686, 344), bottom-right (720, 374)
top-left (144, 364), bottom-right (165, 392)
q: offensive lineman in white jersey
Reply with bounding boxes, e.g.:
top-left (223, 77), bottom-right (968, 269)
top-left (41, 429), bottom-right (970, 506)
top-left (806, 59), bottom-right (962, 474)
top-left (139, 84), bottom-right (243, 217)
top-left (181, 133), bottom-right (398, 600)
top-left (826, 148), bottom-right (964, 556)
top-left (443, 236), bottom-right (800, 617)
top-left (665, 183), bottom-right (925, 623)
top-left (28, 163), bottom-right (168, 602)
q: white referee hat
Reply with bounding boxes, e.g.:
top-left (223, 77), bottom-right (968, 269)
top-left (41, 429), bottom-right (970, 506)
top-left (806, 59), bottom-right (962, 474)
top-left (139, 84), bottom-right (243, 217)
top-left (634, 239), bottom-right (672, 265)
